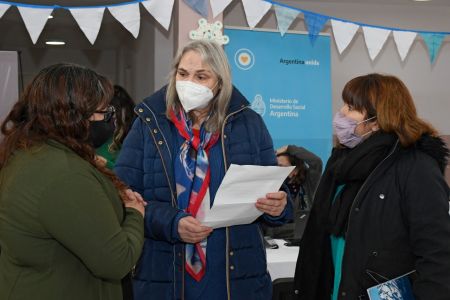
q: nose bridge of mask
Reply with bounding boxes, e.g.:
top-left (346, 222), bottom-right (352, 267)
top-left (187, 80), bottom-right (218, 93)
top-left (177, 80), bottom-right (210, 97)
top-left (333, 111), bottom-right (358, 130)
top-left (186, 80), bottom-right (209, 93)
top-left (357, 115), bottom-right (376, 125)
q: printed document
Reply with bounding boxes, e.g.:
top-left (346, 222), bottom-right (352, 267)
top-left (197, 164), bottom-right (294, 228)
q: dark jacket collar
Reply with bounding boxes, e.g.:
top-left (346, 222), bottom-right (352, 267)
top-left (414, 134), bottom-right (449, 173)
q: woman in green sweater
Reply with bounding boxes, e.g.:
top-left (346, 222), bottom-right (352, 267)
top-left (0, 63), bottom-right (145, 300)
top-left (94, 85), bottom-right (136, 170)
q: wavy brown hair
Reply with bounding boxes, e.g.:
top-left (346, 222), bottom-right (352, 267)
top-left (0, 63), bottom-right (128, 200)
top-left (342, 73), bottom-right (438, 147)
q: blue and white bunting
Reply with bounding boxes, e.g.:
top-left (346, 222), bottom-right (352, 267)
top-left (331, 19), bottom-right (359, 54)
top-left (210, 0), bottom-right (233, 18)
top-left (393, 31), bottom-right (417, 61)
top-left (141, 0), bottom-right (174, 31)
top-left (362, 26), bottom-right (391, 60)
top-left (109, 2), bottom-right (140, 38)
top-left (70, 7), bottom-right (105, 45)
top-left (420, 33), bottom-right (446, 64)
top-left (242, 0), bottom-right (272, 29)
top-left (0, 3), bottom-right (10, 19)
top-left (274, 4), bottom-right (299, 36)
top-left (1, 0), bottom-right (450, 64)
top-left (183, 0), bottom-right (209, 18)
top-left (303, 12), bottom-right (329, 44)
top-left (18, 6), bottom-right (53, 44)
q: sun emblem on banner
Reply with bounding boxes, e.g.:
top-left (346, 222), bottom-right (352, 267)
top-left (234, 48), bottom-right (255, 70)
top-left (251, 94), bottom-right (266, 116)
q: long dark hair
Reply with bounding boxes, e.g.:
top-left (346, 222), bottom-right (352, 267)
top-left (0, 63), bottom-right (127, 198)
top-left (109, 85), bottom-right (135, 152)
top-left (277, 152), bottom-right (307, 185)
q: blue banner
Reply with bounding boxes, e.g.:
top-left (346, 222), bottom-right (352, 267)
top-left (224, 27), bottom-right (332, 165)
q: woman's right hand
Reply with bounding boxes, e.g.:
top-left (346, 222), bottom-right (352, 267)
top-left (123, 189), bottom-right (146, 217)
top-left (178, 216), bottom-right (213, 243)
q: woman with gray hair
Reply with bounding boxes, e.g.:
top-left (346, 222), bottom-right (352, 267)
top-left (115, 40), bottom-right (292, 299)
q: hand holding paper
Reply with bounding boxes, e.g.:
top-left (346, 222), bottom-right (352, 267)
top-left (178, 216), bottom-right (212, 243)
top-left (197, 164), bottom-right (294, 228)
top-left (255, 191), bottom-right (288, 217)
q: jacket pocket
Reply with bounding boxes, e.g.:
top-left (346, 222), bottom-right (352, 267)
top-left (363, 250), bottom-right (414, 287)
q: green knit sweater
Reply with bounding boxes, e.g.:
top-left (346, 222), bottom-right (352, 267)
top-left (0, 140), bottom-right (144, 300)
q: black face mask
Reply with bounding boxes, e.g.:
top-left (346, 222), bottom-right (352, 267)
top-left (89, 120), bottom-right (115, 148)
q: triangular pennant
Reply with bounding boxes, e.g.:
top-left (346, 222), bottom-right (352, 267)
top-left (331, 19), bottom-right (359, 54)
top-left (108, 3), bottom-right (140, 38)
top-left (362, 26), bottom-right (391, 61)
top-left (183, 0), bottom-right (209, 18)
top-left (17, 6), bottom-right (53, 44)
top-left (420, 33), bottom-right (446, 64)
top-left (210, 0), bottom-right (232, 18)
top-left (274, 5), bottom-right (299, 36)
top-left (0, 4), bottom-right (10, 19)
top-left (70, 7), bottom-right (105, 45)
top-left (393, 31), bottom-right (417, 61)
top-left (142, 0), bottom-right (174, 30)
top-left (242, 0), bottom-right (272, 29)
top-left (303, 12), bottom-right (329, 44)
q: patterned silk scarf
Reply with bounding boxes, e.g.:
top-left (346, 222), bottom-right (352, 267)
top-left (170, 109), bottom-right (219, 281)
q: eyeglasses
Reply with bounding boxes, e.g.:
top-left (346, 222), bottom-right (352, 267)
top-left (95, 105), bottom-right (115, 122)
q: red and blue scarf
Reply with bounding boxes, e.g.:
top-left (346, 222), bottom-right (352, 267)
top-left (170, 109), bottom-right (219, 281)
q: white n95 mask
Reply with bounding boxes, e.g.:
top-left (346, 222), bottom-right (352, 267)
top-left (176, 80), bottom-right (215, 112)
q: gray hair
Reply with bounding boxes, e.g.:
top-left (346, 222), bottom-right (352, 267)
top-left (165, 40), bottom-right (233, 133)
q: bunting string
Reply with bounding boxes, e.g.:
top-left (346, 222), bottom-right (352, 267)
top-left (0, 0), bottom-right (146, 10)
top-left (262, 0), bottom-right (449, 63)
top-left (264, 0), bottom-right (450, 35)
top-left (0, 0), bottom-right (173, 44)
top-left (0, 0), bottom-right (448, 63)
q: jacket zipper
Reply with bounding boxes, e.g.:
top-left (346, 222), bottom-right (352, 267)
top-left (339, 140), bottom-right (399, 298)
top-left (140, 108), bottom-right (177, 207)
top-left (221, 105), bottom-right (249, 300)
top-left (141, 104), bottom-right (248, 300)
top-left (139, 108), bottom-right (183, 299)
top-left (346, 140), bottom-right (399, 232)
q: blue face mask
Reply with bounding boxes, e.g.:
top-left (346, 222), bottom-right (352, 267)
top-left (333, 111), bottom-right (376, 148)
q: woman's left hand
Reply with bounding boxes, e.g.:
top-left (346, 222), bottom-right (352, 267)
top-left (255, 191), bottom-right (287, 217)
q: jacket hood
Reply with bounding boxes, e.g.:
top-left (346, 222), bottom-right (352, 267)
top-left (416, 134), bottom-right (449, 173)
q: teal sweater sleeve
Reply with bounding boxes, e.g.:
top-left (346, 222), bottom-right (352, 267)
top-left (96, 139), bottom-right (118, 170)
top-left (39, 172), bottom-right (144, 280)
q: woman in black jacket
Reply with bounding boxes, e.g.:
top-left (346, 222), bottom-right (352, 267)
top-left (294, 73), bottom-right (450, 300)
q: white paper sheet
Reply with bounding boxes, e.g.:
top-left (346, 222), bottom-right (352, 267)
top-left (197, 164), bottom-right (294, 228)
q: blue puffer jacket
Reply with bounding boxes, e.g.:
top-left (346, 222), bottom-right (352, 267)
top-left (115, 86), bottom-right (293, 300)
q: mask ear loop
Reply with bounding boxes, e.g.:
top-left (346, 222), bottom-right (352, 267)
top-left (356, 116), bottom-right (378, 138)
top-left (357, 115), bottom-right (377, 125)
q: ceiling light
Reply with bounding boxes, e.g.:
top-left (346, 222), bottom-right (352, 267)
top-left (48, 15), bottom-right (53, 19)
top-left (412, 0), bottom-right (432, 2)
top-left (46, 41), bottom-right (65, 46)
